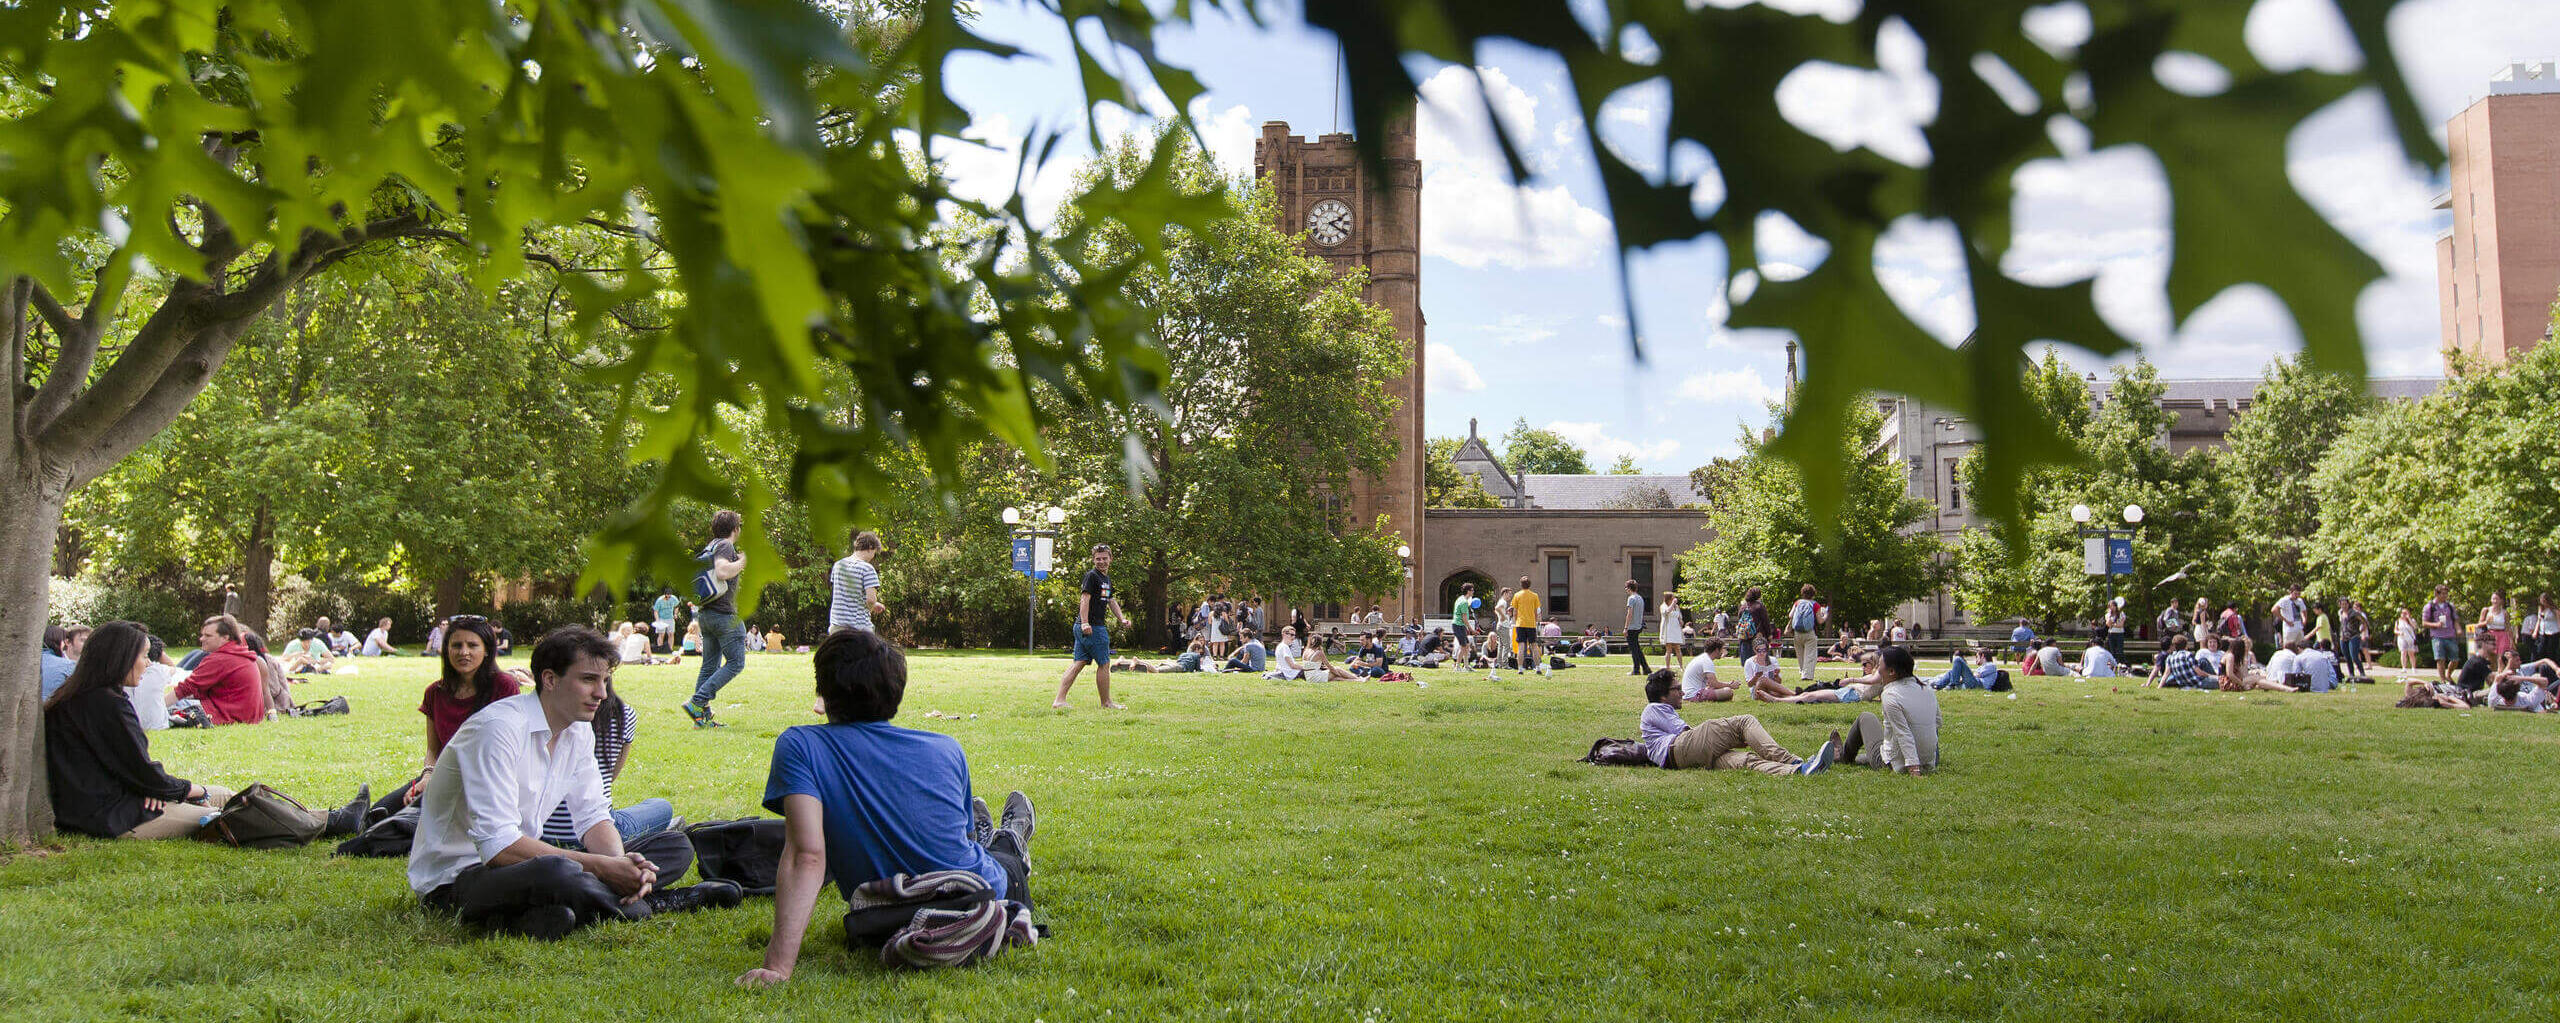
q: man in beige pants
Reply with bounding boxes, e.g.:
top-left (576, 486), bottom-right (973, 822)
top-left (1788, 584), bottom-right (1823, 682)
top-left (1668, 714), bottom-right (1825, 776)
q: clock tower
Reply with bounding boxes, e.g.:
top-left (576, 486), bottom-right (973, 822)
top-left (1254, 113), bottom-right (1426, 621)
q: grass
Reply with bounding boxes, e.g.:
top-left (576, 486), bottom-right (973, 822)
top-left (5, 649), bottom-right (2556, 1022)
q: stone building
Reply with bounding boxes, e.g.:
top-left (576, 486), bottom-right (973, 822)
top-left (2437, 61), bottom-right (2560, 368)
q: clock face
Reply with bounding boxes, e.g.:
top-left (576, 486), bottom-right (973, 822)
top-left (1307, 199), bottom-right (1352, 247)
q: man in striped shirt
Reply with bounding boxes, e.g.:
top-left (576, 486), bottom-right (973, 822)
top-left (829, 530), bottom-right (887, 634)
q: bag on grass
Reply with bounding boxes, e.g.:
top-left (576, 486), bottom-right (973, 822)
top-left (170, 704), bottom-right (212, 729)
top-left (685, 817), bottom-right (826, 896)
top-left (193, 783), bottom-right (323, 850)
top-left (1578, 737), bottom-right (1657, 767)
top-left (845, 870), bottom-right (1041, 968)
top-left (294, 695), bottom-right (350, 717)
top-left (335, 805), bottom-right (420, 858)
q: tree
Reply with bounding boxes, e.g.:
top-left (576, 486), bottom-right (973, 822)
top-left (1675, 399), bottom-right (1940, 629)
top-left (1500, 418), bottom-right (1592, 475)
top-left (2308, 341), bottom-right (2560, 608)
top-left (1424, 437), bottom-right (1503, 509)
top-left (1606, 454), bottom-right (1643, 475)
top-left (0, 2), bottom-right (1227, 841)
top-left (2214, 357), bottom-right (2380, 598)
top-left (1039, 135), bottom-right (1407, 649)
top-left (1952, 360), bottom-right (2230, 631)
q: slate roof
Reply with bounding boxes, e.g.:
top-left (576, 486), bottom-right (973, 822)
top-left (1517, 474), bottom-right (1709, 510)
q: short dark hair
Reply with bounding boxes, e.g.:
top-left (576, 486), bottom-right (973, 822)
top-left (710, 509), bottom-right (742, 539)
top-left (1644, 668), bottom-right (1676, 704)
top-left (1700, 637), bottom-right (1726, 655)
top-left (1879, 645), bottom-right (1915, 679)
top-left (1626, 579), bottom-right (1640, 592)
top-left (1800, 583), bottom-right (1816, 598)
top-left (1744, 586), bottom-right (1762, 601)
top-left (42, 624), bottom-right (66, 654)
top-left (529, 626), bottom-right (618, 691)
top-left (815, 627), bottom-right (907, 723)
top-left (849, 530), bottom-right (882, 552)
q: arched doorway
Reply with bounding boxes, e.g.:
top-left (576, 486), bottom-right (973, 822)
top-left (1437, 569), bottom-right (1496, 618)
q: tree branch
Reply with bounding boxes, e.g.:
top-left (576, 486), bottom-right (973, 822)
top-left (23, 280), bottom-right (102, 436)
top-left (4, 277), bottom-right (28, 440)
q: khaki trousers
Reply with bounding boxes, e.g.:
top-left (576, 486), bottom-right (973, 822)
top-left (119, 785), bottom-right (234, 840)
top-left (1794, 630), bottom-right (1819, 678)
top-left (1667, 715), bottom-right (1800, 776)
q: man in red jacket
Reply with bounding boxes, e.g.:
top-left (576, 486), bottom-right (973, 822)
top-left (174, 615), bottom-right (266, 725)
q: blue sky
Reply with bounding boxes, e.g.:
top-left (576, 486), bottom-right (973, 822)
top-left (938, 0), bottom-right (2560, 471)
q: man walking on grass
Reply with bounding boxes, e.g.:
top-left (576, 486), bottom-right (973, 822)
top-left (684, 510), bottom-right (749, 728)
top-left (1625, 580), bottom-right (1650, 677)
top-left (1054, 544), bottom-right (1131, 709)
top-left (2424, 584), bottom-right (2461, 685)
top-left (829, 530), bottom-right (888, 635)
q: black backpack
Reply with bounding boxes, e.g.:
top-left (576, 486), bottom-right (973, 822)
top-left (294, 695), bottom-right (350, 717)
top-left (1579, 737), bottom-right (1656, 767)
top-left (684, 817), bottom-right (828, 896)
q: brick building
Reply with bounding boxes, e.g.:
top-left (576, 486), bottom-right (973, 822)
top-left (2438, 61), bottom-right (2560, 367)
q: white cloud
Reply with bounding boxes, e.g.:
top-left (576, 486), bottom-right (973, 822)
top-left (1191, 99), bottom-right (1259, 181)
top-left (1466, 312), bottom-right (1562, 347)
top-left (1417, 65), bottom-right (1614, 269)
top-left (1545, 420), bottom-right (1682, 465)
top-left (1426, 343), bottom-right (1487, 394)
top-left (1675, 367), bottom-right (1783, 407)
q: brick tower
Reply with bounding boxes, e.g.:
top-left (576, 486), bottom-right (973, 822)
top-left (1254, 113), bottom-right (1426, 621)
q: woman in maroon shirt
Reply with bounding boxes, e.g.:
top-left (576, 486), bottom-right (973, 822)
top-left (369, 616), bottom-right (525, 819)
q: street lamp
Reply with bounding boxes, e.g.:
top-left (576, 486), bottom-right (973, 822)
top-left (2073, 502), bottom-right (2142, 609)
top-left (1005, 505), bottom-right (1065, 654)
top-left (1396, 543), bottom-right (1412, 624)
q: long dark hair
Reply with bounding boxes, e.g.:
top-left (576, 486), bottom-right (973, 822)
top-left (44, 621), bottom-right (148, 712)
top-left (437, 616), bottom-right (506, 708)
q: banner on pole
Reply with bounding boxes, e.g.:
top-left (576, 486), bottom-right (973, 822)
top-left (2106, 537), bottom-right (2134, 576)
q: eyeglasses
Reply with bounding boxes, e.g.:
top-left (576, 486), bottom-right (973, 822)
top-left (448, 615), bottom-right (488, 626)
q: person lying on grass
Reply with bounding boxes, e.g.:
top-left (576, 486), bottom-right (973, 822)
top-left (1754, 651), bottom-right (1886, 704)
top-left (740, 628), bottom-right (1038, 987)
top-left (1835, 646), bottom-right (1940, 775)
top-left (409, 627), bottom-right (741, 940)
top-left (1636, 671), bottom-right (1836, 776)
top-left (1111, 638), bottom-right (1209, 674)
top-left (2397, 676), bottom-right (2473, 709)
top-left (1678, 638), bottom-right (1739, 703)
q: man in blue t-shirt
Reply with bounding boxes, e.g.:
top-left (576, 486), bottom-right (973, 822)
top-left (742, 628), bottom-right (1036, 987)
top-left (652, 591), bottom-right (679, 654)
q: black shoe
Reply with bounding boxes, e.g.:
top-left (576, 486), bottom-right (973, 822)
top-left (510, 904), bottom-right (579, 940)
top-left (970, 796), bottom-right (995, 847)
top-left (323, 786), bottom-right (371, 837)
top-left (1000, 791), bottom-right (1036, 846)
top-left (643, 880), bottom-right (744, 917)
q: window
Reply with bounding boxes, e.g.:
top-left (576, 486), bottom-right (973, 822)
top-left (1318, 493), bottom-right (1345, 536)
top-left (1630, 554), bottom-right (1655, 623)
top-left (1546, 554), bottom-right (1572, 615)
top-left (1947, 459), bottom-right (1963, 510)
top-left (1315, 600), bottom-right (1344, 622)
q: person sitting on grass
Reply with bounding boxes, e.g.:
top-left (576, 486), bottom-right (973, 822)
top-left (1823, 628), bottom-right (1859, 663)
top-left (1678, 638), bottom-right (1740, 703)
top-left (282, 628), bottom-right (335, 675)
top-left (542, 672), bottom-right (683, 846)
top-left (2146, 634), bottom-right (2209, 689)
top-left (362, 617), bottom-right (400, 657)
top-left (1637, 671), bottom-right (1836, 776)
top-left (1224, 629), bottom-right (1267, 674)
top-left (408, 627), bottom-right (740, 941)
top-left (1412, 628), bottom-right (1450, 668)
top-left (2029, 638), bottom-right (2067, 677)
top-left (1835, 646), bottom-right (1940, 774)
top-left (2217, 637), bottom-right (2299, 692)
top-left (369, 616), bottom-right (528, 821)
top-left (1740, 643), bottom-right (1792, 701)
top-left (1576, 626), bottom-right (1610, 659)
top-left (738, 627), bottom-right (1038, 987)
top-left (2076, 632), bottom-right (2120, 679)
top-left (172, 615), bottom-right (267, 726)
top-left (47, 621), bottom-right (366, 840)
top-left (1350, 631), bottom-right (1394, 677)
top-left (2297, 639), bottom-right (2342, 693)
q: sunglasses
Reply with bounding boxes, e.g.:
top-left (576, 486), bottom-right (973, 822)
top-left (448, 615), bottom-right (489, 626)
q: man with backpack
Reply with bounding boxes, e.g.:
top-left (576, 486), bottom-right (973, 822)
top-left (1787, 584), bottom-right (1824, 683)
top-left (684, 511), bottom-right (750, 728)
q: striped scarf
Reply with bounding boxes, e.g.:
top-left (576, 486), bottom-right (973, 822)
top-left (848, 870), bottom-right (1038, 969)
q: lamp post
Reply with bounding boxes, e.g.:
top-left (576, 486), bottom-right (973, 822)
top-left (1004, 505), bottom-right (1065, 655)
top-left (1396, 543), bottom-right (1412, 625)
top-left (2072, 503), bottom-right (2143, 610)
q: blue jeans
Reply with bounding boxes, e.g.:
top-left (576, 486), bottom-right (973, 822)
top-left (611, 798), bottom-right (675, 841)
top-left (691, 610), bottom-right (749, 705)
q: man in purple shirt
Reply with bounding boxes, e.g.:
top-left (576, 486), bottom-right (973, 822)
top-left (1638, 670), bottom-right (1834, 776)
top-left (2424, 584), bottom-right (2462, 684)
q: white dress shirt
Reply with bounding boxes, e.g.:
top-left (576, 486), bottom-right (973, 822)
top-left (1879, 679), bottom-right (1941, 772)
top-left (408, 692), bottom-right (611, 894)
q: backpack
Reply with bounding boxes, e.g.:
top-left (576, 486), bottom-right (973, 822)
top-left (684, 817), bottom-right (822, 896)
top-left (294, 695), bottom-right (350, 717)
top-left (693, 542), bottom-right (742, 603)
top-left (334, 805), bottom-right (420, 858)
top-left (1579, 737), bottom-right (1657, 767)
top-left (193, 784), bottom-right (324, 850)
top-left (1790, 600), bottom-right (1818, 632)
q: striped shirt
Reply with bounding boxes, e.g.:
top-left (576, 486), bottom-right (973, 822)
top-left (541, 701), bottom-right (636, 845)
top-left (830, 555), bottom-right (881, 633)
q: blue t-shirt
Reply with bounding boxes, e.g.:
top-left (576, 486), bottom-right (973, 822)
top-left (2011, 625), bottom-right (2034, 645)
top-left (762, 722), bottom-right (1006, 898)
top-left (653, 595), bottom-right (678, 624)
top-left (40, 650), bottom-right (75, 700)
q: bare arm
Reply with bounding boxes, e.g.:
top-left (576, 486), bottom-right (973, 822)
top-left (739, 794), bottom-right (829, 987)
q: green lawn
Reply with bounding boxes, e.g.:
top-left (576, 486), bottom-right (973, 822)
top-left (5, 650), bottom-right (2554, 1022)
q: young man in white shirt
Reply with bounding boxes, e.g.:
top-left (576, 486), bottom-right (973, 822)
top-left (1678, 639), bottom-right (1739, 702)
top-left (1837, 646), bottom-right (1940, 774)
top-left (2076, 635), bottom-right (2120, 678)
top-left (409, 627), bottom-right (740, 939)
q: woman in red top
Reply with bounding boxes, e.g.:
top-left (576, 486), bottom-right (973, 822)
top-left (368, 616), bottom-right (524, 820)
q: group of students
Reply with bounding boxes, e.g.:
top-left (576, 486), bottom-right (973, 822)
top-left (41, 614), bottom-right (339, 729)
top-left (1637, 644), bottom-right (1942, 776)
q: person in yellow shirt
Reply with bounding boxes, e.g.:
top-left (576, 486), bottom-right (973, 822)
top-left (1511, 575), bottom-right (1549, 679)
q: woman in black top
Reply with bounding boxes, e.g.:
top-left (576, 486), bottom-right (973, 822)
top-left (45, 621), bottom-right (227, 839)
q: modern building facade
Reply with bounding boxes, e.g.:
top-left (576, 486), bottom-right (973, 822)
top-left (2437, 61), bottom-right (2560, 368)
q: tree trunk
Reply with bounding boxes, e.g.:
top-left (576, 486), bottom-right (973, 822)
top-left (434, 565), bottom-right (471, 621)
top-left (0, 453), bottom-right (71, 843)
top-left (241, 498), bottom-right (275, 637)
top-left (1140, 557), bottom-right (1170, 652)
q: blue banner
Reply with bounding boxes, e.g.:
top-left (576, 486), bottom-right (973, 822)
top-left (1011, 537), bottom-right (1034, 575)
top-left (2106, 537), bottom-right (2133, 576)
